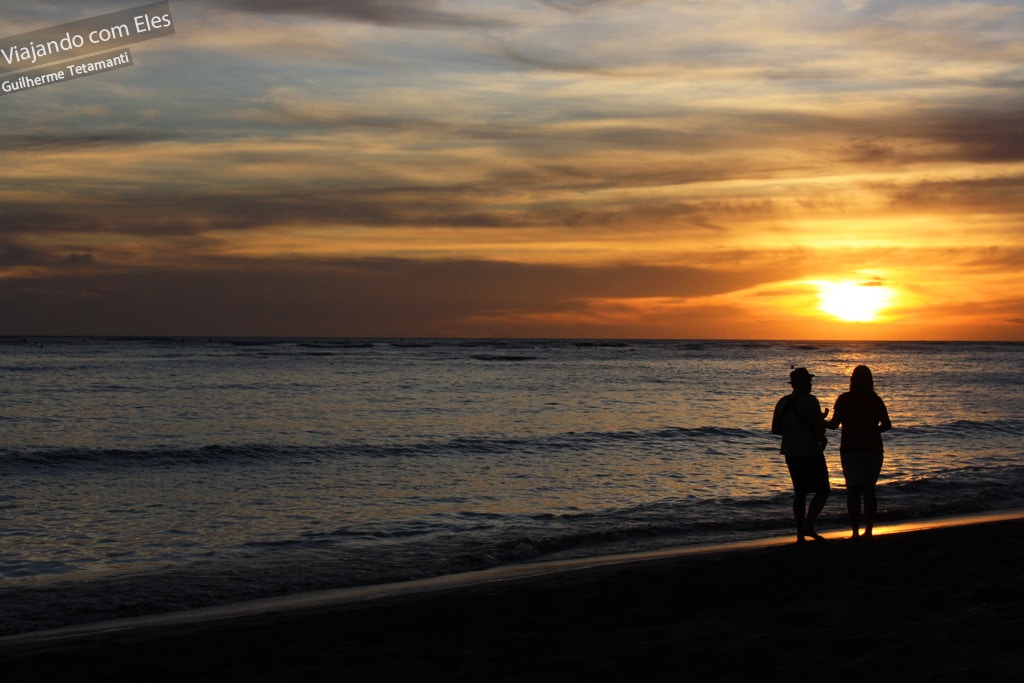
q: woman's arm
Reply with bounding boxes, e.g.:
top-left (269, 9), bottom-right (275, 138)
top-left (825, 397), bottom-right (841, 430)
top-left (878, 397), bottom-right (892, 433)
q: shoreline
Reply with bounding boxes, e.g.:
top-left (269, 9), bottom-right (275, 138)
top-left (3, 508), bottom-right (1023, 648)
top-left (2, 510), bottom-right (1022, 681)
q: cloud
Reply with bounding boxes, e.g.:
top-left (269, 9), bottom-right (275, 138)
top-left (0, 256), bottom-right (783, 337)
top-left (1, 0), bottom-right (1022, 339)
top-left (212, 0), bottom-right (508, 28)
top-left (60, 253), bottom-right (96, 267)
top-left (926, 104), bottom-right (1024, 163)
top-left (882, 176), bottom-right (1024, 216)
top-left (0, 131), bottom-right (178, 152)
top-left (489, 45), bottom-right (621, 76)
top-left (0, 240), bottom-right (50, 267)
top-left (538, 0), bottom-right (612, 12)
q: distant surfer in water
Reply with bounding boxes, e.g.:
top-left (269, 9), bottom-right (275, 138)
top-left (772, 367), bottom-right (831, 542)
top-left (827, 365), bottom-right (892, 540)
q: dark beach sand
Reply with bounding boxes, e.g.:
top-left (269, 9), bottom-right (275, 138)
top-left (2, 515), bottom-right (1022, 682)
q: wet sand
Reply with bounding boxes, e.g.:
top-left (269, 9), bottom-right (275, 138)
top-left (2, 514), bottom-right (1022, 682)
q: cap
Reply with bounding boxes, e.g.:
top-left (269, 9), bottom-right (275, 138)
top-left (789, 367), bottom-right (815, 385)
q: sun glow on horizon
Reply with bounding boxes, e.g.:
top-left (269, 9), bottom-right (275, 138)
top-left (817, 280), bottom-right (895, 323)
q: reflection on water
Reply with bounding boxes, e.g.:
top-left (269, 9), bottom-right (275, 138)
top-left (1, 338), bottom-right (1021, 590)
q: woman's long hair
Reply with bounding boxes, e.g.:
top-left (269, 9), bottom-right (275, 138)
top-left (850, 364), bottom-right (875, 393)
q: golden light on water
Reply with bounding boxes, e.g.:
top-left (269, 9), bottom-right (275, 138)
top-left (817, 280), bottom-right (896, 323)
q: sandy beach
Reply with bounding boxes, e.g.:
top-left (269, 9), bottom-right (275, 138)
top-left (2, 514), bottom-right (1022, 682)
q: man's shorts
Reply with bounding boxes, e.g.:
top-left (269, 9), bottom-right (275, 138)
top-left (785, 453), bottom-right (830, 493)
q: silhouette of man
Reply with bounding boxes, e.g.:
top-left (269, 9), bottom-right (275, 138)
top-left (772, 367), bottom-right (830, 542)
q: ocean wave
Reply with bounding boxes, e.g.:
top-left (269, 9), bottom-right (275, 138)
top-left (0, 444), bottom-right (301, 469)
top-left (896, 418), bottom-right (1024, 436)
top-left (0, 426), bottom-right (776, 470)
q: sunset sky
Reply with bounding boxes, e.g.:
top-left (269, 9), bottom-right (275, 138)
top-left (2, 0), bottom-right (1022, 340)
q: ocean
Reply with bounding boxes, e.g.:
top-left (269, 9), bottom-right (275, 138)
top-left (2, 337), bottom-right (1022, 634)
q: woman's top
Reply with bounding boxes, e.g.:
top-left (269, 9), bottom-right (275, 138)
top-left (829, 391), bottom-right (892, 454)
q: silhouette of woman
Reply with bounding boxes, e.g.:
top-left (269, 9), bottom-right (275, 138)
top-left (827, 365), bottom-right (892, 539)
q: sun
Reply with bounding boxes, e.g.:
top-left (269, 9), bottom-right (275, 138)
top-left (817, 280), bottom-right (894, 322)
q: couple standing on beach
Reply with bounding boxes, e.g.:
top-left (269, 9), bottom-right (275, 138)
top-left (772, 365), bottom-right (892, 543)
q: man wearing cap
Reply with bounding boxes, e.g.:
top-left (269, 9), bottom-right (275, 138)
top-left (772, 367), bottom-right (831, 542)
